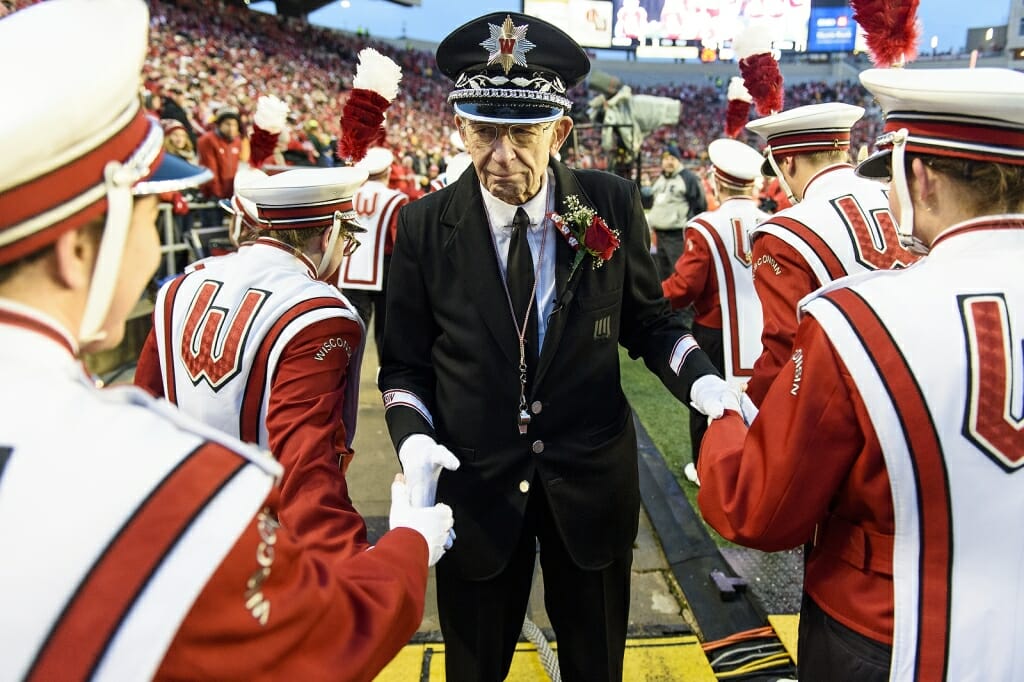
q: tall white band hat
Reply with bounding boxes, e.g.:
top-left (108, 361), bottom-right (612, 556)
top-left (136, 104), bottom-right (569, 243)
top-left (857, 67), bottom-right (1024, 252)
top-left (355, 147), bottom-right (396, 176)
top-left (707, 138), bottom-right (764, 188)
top-left (0, 0), bottom-right (211, 343)
top-left (220, 166), bottom-right (270, 245)
top-left (857, 68), bottom-right (1024, 178)
top-left (746, 102), bottom-right (865, 176)
top-left (238, 167), bottom-right (369, 277)
top-left (745, 101), bottom-right (864, 203)
top-left (437, 13), bottom-right (591, 124)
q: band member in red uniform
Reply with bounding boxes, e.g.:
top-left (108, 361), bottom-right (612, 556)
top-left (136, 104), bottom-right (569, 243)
top-left (338, 146), bottom-right (410, 358)
top-left (662, 138), bottom-right (768, 483)
top-left (697, 67), bottom-right (1024, 681)
top-left (743, 103), bottom-right (920, 405)
top-left (0, 1), bottom-right (454, 680)
top-left (136, 167), bottom-right (427, 557)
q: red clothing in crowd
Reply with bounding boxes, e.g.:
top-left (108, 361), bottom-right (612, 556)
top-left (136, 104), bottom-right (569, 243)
top-left (196, 129), bottom-right (242, 199)
top-left (388, 160), bottom-right (422, 200)
top-left (759, 177), bottom-right (792, 213)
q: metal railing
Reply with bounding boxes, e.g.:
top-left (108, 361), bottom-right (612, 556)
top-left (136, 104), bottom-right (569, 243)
top-left (156, 201), bottom-right (223, 279)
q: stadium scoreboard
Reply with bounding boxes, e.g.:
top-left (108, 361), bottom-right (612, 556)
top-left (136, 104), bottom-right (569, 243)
top-left (521, 0), bottom-right (864, 59)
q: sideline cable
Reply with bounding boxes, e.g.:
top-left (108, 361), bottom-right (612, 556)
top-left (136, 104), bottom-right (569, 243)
top-left (521, 616), bottom-right (561, 681)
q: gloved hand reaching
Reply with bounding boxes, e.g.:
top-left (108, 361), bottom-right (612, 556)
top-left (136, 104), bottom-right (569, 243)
top-left (689, 375), bottom-right (742, 419)
top-left (389, 475), bottom-right (455, 567)
top-left (739, 391), bottom-right (759, 425)
top-left (398, 434), bottom-right (461, 507)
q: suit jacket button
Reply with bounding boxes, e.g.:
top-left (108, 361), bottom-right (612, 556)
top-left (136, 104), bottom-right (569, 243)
top-left (531, 440), bottom-right (544, 454)
top-left (530, 401), bottom-right (543, 415)
top-left (519, 480), bottom-right (530, 493)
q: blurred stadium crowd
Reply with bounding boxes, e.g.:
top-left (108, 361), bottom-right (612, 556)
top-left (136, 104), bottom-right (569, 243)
top-left (3, 0), bottom-right (884, 194)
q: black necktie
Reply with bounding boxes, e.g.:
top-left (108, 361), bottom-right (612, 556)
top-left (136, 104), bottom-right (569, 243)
top-left (508, 207), bottom-right (538, 363)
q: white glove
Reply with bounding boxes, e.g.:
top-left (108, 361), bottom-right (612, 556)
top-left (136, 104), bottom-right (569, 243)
top-left (398, 434), bottom-right (461, 507)
top-left (739, 391), bottom-right (759, 425)
top-left (689, 375), bottom-right (742, 419)
top-left (389, 475), bottom-right (455, 567)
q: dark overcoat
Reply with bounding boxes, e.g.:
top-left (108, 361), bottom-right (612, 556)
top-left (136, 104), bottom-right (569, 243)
top-left (379, 158), bottom-right (715, 580)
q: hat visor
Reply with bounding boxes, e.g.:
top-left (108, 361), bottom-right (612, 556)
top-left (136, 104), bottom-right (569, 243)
top-left (855, 149), bottom-right (891, 180)
top-left (454, 101), bottom-right (564, 125)
top-left (341, 213), bottom-right (368, 234)
top-left (219, 198), bottom-right (235, 215)
top-left (134, 153), bottom-right (212, 196)
top-left (760, 157), bottom-right (776, 177)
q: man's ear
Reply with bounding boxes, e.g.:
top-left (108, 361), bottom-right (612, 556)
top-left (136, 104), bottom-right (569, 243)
top-left (780, 155), bottom-right (797, 179)
top-left (551, 116), bottom-right (574, 154)
top-left (52, 221), bottom-right (100, 291)
top-left (910, 158), bottom-right (938, 207)
top-left (453, 114), bottom-right (468, 148)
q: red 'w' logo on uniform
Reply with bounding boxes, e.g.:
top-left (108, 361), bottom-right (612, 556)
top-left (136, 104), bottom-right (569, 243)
top-left (181, 281), bottom-right (270, 390)
top-left (499, 38), bottom-right (515, 53)
top-left (832, 194), bottom-right (917, 270)
top-left (960, 293), bottom-right (1024, 471)
top-left (355, 193), bottom-right (378, 217)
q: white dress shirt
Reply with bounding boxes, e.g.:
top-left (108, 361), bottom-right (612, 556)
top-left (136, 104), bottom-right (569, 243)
top-left (479, 169), bottom-right (557, 349)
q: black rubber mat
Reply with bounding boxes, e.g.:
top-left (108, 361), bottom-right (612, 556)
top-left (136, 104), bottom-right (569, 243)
top-left (720, 547), bottom-right (804, 615)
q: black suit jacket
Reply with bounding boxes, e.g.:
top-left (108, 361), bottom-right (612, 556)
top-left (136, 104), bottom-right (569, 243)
top-left (379, 159), bottom-right (716, 580)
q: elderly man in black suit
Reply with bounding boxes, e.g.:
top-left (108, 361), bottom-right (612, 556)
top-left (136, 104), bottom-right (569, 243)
top-left (379, 12), bottom-right (736, 681)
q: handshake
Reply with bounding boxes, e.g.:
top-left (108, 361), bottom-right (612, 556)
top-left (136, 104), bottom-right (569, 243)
top-left (388, 434), bottom-right (461, 566)
top-left (689, 375), bottom-right (758, 424)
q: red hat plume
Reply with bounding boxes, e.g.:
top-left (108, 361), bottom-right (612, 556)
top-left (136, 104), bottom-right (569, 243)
top-left (724, 77), bottom-right (752, 138)
top-left (851, 0), bottom-right (921, 67)
top-left (340, 48), bottom-right (402, 164)
top-left (249, 95), bottom-right (289, 169)
top-left (733, 23), bottom-right (784, 117)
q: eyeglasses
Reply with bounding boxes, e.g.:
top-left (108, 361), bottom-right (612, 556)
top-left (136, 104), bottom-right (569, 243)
top-left (461, 121), bottom-right (554, 147)
top-left (340, 234), bottom-right (361, 257)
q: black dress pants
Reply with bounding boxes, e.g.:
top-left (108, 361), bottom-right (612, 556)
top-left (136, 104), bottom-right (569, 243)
top-left (798, 593), bottom-right (892, 681)
top-left (436, 474), bottom-right (633, 681)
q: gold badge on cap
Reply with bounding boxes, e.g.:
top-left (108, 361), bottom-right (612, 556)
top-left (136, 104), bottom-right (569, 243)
top-left (480, 15), bottom-right (535, 75)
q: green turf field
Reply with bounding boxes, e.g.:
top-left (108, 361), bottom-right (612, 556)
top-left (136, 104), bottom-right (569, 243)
top-left (618, 348), bottom-right (735, 547)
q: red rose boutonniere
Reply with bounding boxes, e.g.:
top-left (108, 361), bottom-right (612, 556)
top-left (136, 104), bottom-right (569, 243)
top-left (548, 195), bottom-right (621, 276)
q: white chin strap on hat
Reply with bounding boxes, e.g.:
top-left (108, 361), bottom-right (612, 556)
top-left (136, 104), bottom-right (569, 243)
top-left (229, 213), bottom-right (244, 247)
top-left (766, 149), bottom-right (797, 204)
top-left (78, 118), bottom-right (164, 345)
top-left (887, 128), bottom-right (929, 255)
top-left (228, 196), bottom-right (247, 247)
top-left (316, 210), bottom-right (345, 278)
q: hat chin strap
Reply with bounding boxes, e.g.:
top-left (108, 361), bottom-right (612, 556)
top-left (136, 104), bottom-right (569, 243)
top-left (315, 211), bottom-right (344, 279)
top-left (889, 129), bottom-right (930, 255)
top-left (78, 161), bottom-right (137, 345)
top-left (229, 212), bottom-right (244, 247)
top-left (766, 150), bottom-right (797, 204)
